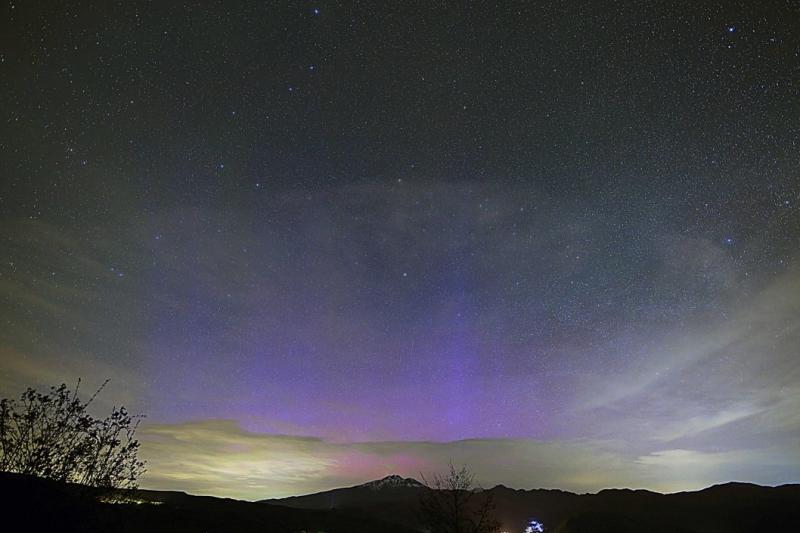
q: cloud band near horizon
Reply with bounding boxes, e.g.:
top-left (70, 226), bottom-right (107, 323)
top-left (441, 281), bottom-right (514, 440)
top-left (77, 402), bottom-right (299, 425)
top-left (138, 418), bottom-right (800, 500)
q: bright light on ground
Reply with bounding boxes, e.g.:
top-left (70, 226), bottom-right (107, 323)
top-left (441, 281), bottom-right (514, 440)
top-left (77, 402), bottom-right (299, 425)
top-left (525, 519), bottom-right (545, 532)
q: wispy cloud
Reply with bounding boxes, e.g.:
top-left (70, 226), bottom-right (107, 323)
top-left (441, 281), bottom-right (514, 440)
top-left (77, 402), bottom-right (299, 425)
top-left (569, 268), bottom-right (800, 448)
top-left (139, 419), bottom-right (800, 500)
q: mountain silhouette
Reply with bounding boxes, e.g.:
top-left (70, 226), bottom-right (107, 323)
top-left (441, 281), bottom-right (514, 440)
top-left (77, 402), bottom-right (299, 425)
top-left (3, 471), bottom-right (799, 532)
top-left (265, 476), bottom-right (800, 532)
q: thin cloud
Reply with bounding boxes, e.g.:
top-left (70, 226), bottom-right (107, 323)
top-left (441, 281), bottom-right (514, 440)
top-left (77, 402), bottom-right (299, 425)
top-left (138, 420), bottom-right (799, 500)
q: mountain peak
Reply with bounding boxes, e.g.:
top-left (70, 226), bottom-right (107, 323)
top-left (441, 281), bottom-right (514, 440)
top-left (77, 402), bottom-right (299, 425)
top-left (361, 475), bottom-right (424, 490)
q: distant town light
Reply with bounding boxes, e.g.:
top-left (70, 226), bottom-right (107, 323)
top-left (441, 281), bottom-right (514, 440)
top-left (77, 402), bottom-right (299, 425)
top-left (525, 519), bottom-right (545, 533)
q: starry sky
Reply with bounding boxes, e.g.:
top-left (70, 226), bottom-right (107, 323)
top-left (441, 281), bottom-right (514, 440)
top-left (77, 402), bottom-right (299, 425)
top-left (1, 1), bottom-right (799, 499)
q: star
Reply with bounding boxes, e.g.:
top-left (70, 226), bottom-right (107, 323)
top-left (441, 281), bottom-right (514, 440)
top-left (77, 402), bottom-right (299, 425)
top-left (3, 0), bottom-right (798, 500)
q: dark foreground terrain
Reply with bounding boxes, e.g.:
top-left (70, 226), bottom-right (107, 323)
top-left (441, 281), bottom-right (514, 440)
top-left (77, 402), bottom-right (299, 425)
top-left (3, 472), bottom-right (800, 532)
top-left (266, 475), bottom-right (800, 533)
top-left (0, 472), bottom-right (415, 533)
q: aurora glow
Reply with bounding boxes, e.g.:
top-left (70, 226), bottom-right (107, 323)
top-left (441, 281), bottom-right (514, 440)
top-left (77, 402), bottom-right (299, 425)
top-left (1, 1), bottom-right (798, 499)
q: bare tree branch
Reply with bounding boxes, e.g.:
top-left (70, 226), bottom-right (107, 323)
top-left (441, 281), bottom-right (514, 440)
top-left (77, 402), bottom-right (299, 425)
top-left (0, 381), bottom-right (145, 491)
top-left (419, 464), bottom-right (500, 533)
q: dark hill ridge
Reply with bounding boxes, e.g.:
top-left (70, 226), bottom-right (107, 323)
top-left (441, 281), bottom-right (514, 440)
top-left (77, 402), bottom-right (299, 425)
top-left (264, 475), bottom-right (800, 532)
top-left (260, 474), bottom-right (425, 507)
top-left (259, 474), bottom-right (428, 526)
top-left (3, 471), bottom-right (798, 532)
top-left (0, 472), bottom-right (417, 533)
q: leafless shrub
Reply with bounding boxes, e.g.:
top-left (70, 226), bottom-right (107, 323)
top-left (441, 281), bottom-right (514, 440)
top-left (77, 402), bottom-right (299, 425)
top-left (0, 380), bottom-right (145, 490)
top-left (419, 463), bottom-right (499, 533)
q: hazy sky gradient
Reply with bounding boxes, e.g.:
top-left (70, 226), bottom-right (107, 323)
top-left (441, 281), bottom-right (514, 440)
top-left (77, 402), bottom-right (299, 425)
top-left (1, 1), bottom-right (798, 498)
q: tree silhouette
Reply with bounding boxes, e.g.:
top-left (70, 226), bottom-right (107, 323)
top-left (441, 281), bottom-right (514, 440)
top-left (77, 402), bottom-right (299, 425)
top-left (419, 463), bottom-right (500, 533)
top-left (0, 380), bottom-right (145, 490)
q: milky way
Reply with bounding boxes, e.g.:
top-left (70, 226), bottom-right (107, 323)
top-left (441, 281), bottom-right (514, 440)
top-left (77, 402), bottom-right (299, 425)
top-left (1, 1), bottom-right (798, 498)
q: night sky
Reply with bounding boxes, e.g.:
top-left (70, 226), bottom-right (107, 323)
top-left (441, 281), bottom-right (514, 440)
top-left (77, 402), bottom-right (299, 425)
top-left (1, 1), bottom-right (799, 499)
